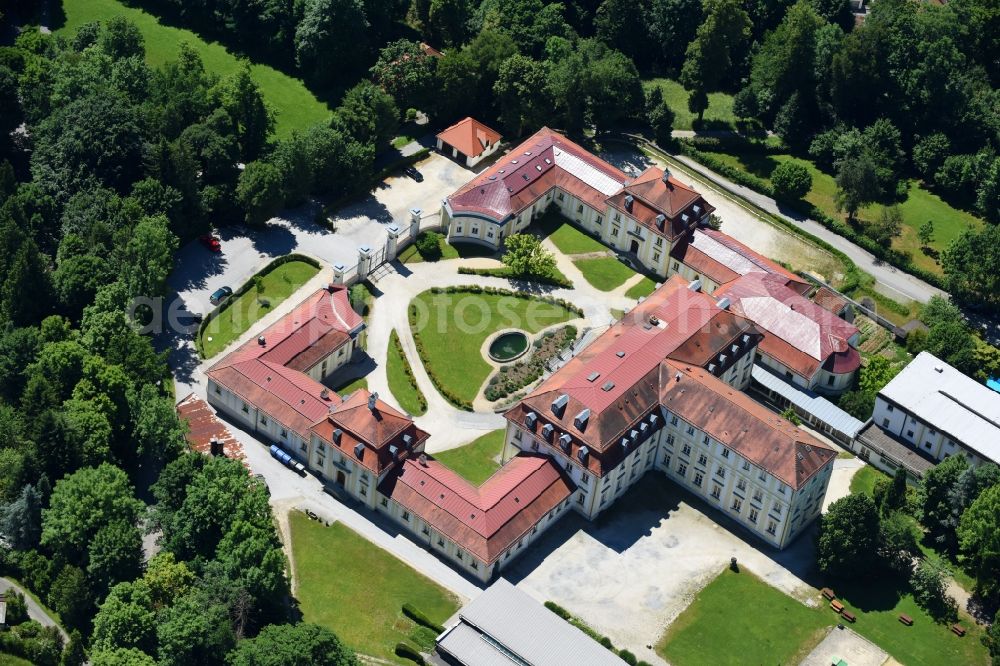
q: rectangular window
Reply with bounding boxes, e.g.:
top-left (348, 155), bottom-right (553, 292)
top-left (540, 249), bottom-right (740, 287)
top-left (577, 204), bottom-right (584, 213)
top-left (655, 237), bottom-right (663, 247)
top-left (721, 448), bottom-right (730, 459)
top-left (596, 216), bottom-right (603, 225)
top-left (280, 428), bottom-right (287, 438)
top-left (402, 511), bottom-right (410, 522)
top-left (653, 252), bottom-right (661, 263)
top-left (711, 485), bottom-right (721, 499)
top-left (261, 416), bottom-right (268, 426)
top-left (716, 467), bottom-right (726, 479)
top-left (682, 444), bottom-right (691, 456)
top-left (612, 227), bottom-right (619, 237)
top-left (686, 425), bottom-right (695, 436)
top-left (300, 442), bottom-right (308, 453)
top-left (767, 520), bottom-right (777, 536)
top-left (557, 192), bottom-right (565, 201)
top-left (581, 473), bottom-right (590, 485)
top-left (241, 403), bottom-right (249, 414)
top-left (773, 502), bottom-right (782, 515)
top-left (677, 463), bottom-right (687, 477)
top-left (827, 374), bottom-right (835, 386)
top-left (487, 230), bottom-right (495, 239)
top-left (742, 461), bottom-right (750, 471)
top-left (671, 261), bottom-right (680, 272)
top-left (471, 561), bottom-right (478, 570)
top-left (438, 537), bottom-right (445, 547)
top-left (360, 487), bottom-right (367, 497)
top-left (214, 385), bottom-right (221, 395)
top-left (737, 478), bottom-right (747, 491)
top-left (381, 498), bottom-right (388, 507)
top-left (455, 226), bottom-right (463, 233)
top-left (698, 454), bottom-right (708, 466)
top-left (749, 507), bottom-right (759, 523)
top-left (670, 415), bottom-right (679, 426)
top-left (778, 484), bottom-right (786, 495)
top-left (887, 404), bottom-right (894, 412)
top-left (614, 213), bottom-right (621, 222)
top-left (731, 498), bottom-right (742, 513)
top-left (694, 471), bottom-right (703, 487)
top-left (666, 434), bottom-right (675, 445)
top-left (456, 550), bottom-right (462, 561)
top-left (753, 489), bottom-right (763, 503)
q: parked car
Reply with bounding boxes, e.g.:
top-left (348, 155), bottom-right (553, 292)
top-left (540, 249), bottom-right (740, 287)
top-left (253, 473), bottom-right (269, 495)
top-left (210, 286), bottom-right (233, 305)
top-left (404, 165), bottom-right (423, 182)
top-left (199, 234), bottom-right (222, 252)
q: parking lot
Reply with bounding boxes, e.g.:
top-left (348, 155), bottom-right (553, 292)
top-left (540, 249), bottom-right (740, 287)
top-left (505, 477), bottom-right (821, 666)
top-left (162, 152), bottom-right (472, 399)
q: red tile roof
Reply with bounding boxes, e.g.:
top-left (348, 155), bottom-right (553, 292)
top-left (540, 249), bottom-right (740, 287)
top-left (436, 117), bottom-right (502, 159)
top-left (673, 229), bottom-right (806, 287)
top-left (312, 389), bottom-right (430, 475)
top-left (176, 394), bottom-right (247, 467)
top-left (812, 286), bottom-right (850, 316)
top-left (716, 272), bottom-right (860, 379)
top-left (659, 362), bottom-right (835, 489)
top-left (379, 454), bottom-right (574, 564)
top-left (206, 285), bottom-right (363, 437)
top-left (447, 127), bottom-right (628, 221)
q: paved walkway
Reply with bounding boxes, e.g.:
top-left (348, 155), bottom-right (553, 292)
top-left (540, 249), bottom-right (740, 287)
top-left (0, 578), bottom-right (68, 641)
top-left (626, 134), bottom-right (945, 304)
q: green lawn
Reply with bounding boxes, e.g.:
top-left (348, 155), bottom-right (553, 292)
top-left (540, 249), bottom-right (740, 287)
top-left (330, 375), bottom-right (367, 395)
top-left (409, 290), bottom-right (577, 404)
top-left (699, 148), bottom-right (983, 276)
top-left (289, 514), bottom-right (460, 663)
top-left (849, 465), bottom-right (889, 497)
top-left (625, 275), bottom-right (658, 299)
top-left (643, 78), bottom-right (736, 131)
top-left (431, 429), bottom-right (505, 485)
top-left (0, 655), bottom-right (34, 666)
top-left (58, 0), bottom-right (332, 138)
top-left (398, 237), bottom-right (496, 264)
top-left (538, 215), bottom-right (608, 255)
top-left (199, 260), bottom-right (319, 358)
top-left (573, 257), bottom-right (638, 291)
top-left (658, 569), bottom-right (830, 666)
top-left (659, 568), bottom-right (989, 666)
top-left (387, 330), bottom-right (427, 416)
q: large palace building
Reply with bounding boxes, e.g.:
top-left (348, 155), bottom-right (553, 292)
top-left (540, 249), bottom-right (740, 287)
top-left (201, 129), bottom-right (848, 584)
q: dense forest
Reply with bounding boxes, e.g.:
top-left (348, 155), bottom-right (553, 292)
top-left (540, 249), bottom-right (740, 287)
top-left (1, 0), bottom-right (999, 663)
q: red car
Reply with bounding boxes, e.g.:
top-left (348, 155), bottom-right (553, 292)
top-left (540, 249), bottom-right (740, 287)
top-left (199, 234), bottom-right (222, 252)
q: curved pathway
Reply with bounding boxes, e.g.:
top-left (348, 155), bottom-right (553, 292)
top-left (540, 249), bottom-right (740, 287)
top-left (364, 242), bottom-right (643, 454)
top-left (0, 578), bottom-right (68, 641)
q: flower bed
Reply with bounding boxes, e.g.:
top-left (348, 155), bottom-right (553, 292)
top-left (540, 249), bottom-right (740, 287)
top-left (484, 326), bottom-right (577, 402)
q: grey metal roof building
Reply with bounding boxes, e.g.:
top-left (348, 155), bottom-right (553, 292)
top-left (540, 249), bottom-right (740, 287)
top-left (436, 579), bottom-right (627, 666)
top-left (751, 365), bottom-right (864, 444)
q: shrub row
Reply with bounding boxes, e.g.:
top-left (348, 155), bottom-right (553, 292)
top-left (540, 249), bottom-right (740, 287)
top-left (390, 330), bottom-right (427, 414)
top-left (676, 140), bottom-right (947, 293)
top-left (542, 600), bottom-right (651, 665)
top-left (457, 266), bottom-right (573, 289)
top-left (426, 285), bottom-right (584, 317)
top-left (196, 253), bottom-right (321, 357)
top-left (407, 305), bottom-right (474, 411)
top-left (394, 642), bottom-right (425, 664)
top-left (402, 603), bottom-right (445, 633)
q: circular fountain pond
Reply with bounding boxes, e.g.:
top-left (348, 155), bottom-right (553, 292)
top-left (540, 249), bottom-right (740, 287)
top-left (488, 331), bottom-right (530, 363)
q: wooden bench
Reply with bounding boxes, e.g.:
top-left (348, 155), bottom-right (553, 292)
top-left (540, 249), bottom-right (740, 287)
top-left (841, 610), bottom-right (856, 623)
top-left (951, 623), bottom-right (966, 637)
top-left (830, 600), bottom-right (845, 614)
top-left (899, 613), bottom-right (913, 626)
top-left (821, 587), bottom-right (836, 601)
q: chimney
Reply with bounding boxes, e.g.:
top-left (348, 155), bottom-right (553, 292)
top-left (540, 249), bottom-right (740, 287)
top-left (624, 195), bottom-right (634, 212)
top-left (368, 392), bottom-right (379, 411)
top-left (661, 169), bottom-right (673, 189)
top-left (674, 371), bottom-right (682, 382)
top-left (257, 335), bottom-right (266, 346)
top-left (320, 388), bottom-right (330, 400)
top-left (419, 453), bottom-right (428, 466)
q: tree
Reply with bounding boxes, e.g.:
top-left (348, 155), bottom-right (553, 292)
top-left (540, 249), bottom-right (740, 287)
top-left (1, 239), bottom-right (55, 327)
top-left (883, 469), bottom-right (909, 515)
top-left (90, 648), bottom-right (156, 666)
top-left (215, 520), bottom-right (290, 621)
top-left (236, 161), bottom-right (284, 226)
top-left (835, 153), bottom-right (881, 222)
top-left (679, 0), bottom-right (751, 96)
top-left (648, 0), bottom-right (703, 69)
top-left (501, 234), bottom-right (556, 277)
top-left (47, 565), bottom-right (91, 630)
top-left (87, 519), bottom-right (144, 600)
top-left (120, 215), bottom-right (178, 299)
top-left (3, 590), bottom-right (29, 625)
top-left (958, 483), bottom-right (1000, 600)
top-left (333, 81), bottom-right (399, 148)
top-left (131, 384), bottom-right (187, 464)
top-left (918, 220), bottom-right (935, 248)
top-left (878, 511), bottom-right (920, 575)
top-left (216, 66), bottom-right (273, 162)
top-left (941, 463), bottom-right (1000, 550)
top-left (781, 407), bottom-right (802, 425)
top-left (91, 581), bottom-right (157, 655)
top-left (62, 629), bottom-right (87, 666)
top-left (977, 156), bottom-right (1000, 224)
top-left (942, 224), bottom-right (1000, 310)
top-left (0, 483), bottom-right (44, 550)
top-left (910, 559), bottom-right (957, 621)
top-left (427, 0), bottom-right (472, 47)
top-left (100, 17), bottom-right (145, 61)
top-left (913, 133), bottom-right (951, 183)
top-left (817, 493), bottom-right (881, 577)
top-left (142, 553), bottom-right (195, 610)
top-left (156, 591), bottom-right (235, 666)
top-left (369, 40), bottom-right (436, 112)
top-left (494, 55), bottom-right (549, 136)
top-left (41, 463), bottom-right (143, 566)
top-left (920, 453), bottom-right (969, 541)
top-left (294, 0), bottom-right (370, 87)
top-left (594, 0), bottom-right (652, 62)
top-left (985, 608), bottom-right (1000, 665)
top-left (771, 161), bottom-right (813, 200)
top-left (864, 205), bottom-right (903, 247)
top-left (226, 623), bottom-right (359, 666)
top-left (647, 94), bottom-right (676, 146)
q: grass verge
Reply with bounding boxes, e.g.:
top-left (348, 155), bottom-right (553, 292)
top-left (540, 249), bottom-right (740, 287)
top-left (198, 259), bottom-right (319, 358)
top-left (58, 0), bottom-right (332, 138)
top-left (387, 330), bottom-right (427, 416)
top-left (409, 288), bottom-right (577, 405)
top-left (658, 568), bottom-right (829, 666)
top-left (431, 429), bottom-right (505, 485)
top-left (330, 375), bottom-right (367, 395)
top-left (538, 213), bottom-right (608, 255)
top-left (849, 465), bottom-right (889, 497)
top-left (289, 513), bottom-right (460, 663)
top-left (642, 78), bottom-right (736, 131)
top-left (573, 257), bottom-right (637, 291)
top-left (625, 276), bottom-right (658, 299)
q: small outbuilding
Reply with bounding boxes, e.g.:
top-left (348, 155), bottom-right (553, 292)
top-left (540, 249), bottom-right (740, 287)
top-left (436, 117), bottom-right (502, 167)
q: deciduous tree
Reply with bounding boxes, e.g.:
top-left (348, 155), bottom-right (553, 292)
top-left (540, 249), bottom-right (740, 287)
top-left (227, 623), bottom-right (359, 666)
top-left (817, 493), bottom-right (881, 577)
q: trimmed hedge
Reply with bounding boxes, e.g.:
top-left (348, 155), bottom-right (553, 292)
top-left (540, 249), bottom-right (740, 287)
top-left (402, 603), bottom-right (445, 634)
top-left (195, 253), bottom-right (321, 357)
top-left (458, 266), bottom-right (573, 289)
top-left (544, 600), bottom-right (573, 619)
top-left (390, 329), bottom-right (427, 414)
top-left (394, 642), bottom-right (425, 665)
top-left (619, 649), bottom-right (638, 665)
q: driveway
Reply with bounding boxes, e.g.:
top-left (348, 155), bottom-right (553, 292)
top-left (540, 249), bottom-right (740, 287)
top-left (0, 578), bottom-right (68, 641)
top-left (503, 477), bottom-right (822, 666)
top-left (162, 152), bottom-right (472, 401)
